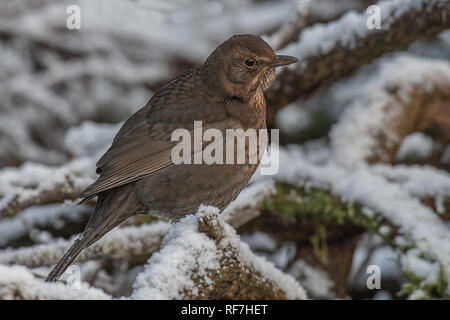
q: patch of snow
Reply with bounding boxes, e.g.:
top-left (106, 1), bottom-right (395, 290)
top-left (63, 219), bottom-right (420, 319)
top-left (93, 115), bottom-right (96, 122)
top-left (253, 145), bottom-right (450, 295)
top-left (64, 121), bottom-right (121, 157)
top-left (275, 103), bottom-right (312, 134)
top-left (282, 0), bottom-right (427, 58)
top-left (395, 132), bottom-right (434, 162)
top-left (0, 203), bottom-right (90, 247)
top-left (330, 54), bottom-right (450, 167)
top-left (268, 241), bottom-right (297, 269)
top-left (373, 290), bottom-right (392, 300)
top-left (288, 260), bottom-right (335, 299)
top-left (223, 179), bottom-right (275, 218)
top-left (0, 221), bottom-right (171, 267)
top-left (371, 164), bottom-right (450, 200)
top-left (0, 157), bottom-right (96, 212)
top-left (132, 205), bottom-right (307, 299)
top-left (0, 265), bottom-right (111, 300)
top-left (241, 232), bottom-right (277, 252)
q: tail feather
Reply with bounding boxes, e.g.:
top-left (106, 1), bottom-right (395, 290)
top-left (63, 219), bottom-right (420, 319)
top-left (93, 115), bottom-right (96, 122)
top-left (46, 183), bottom-right (138, 282)
top-left (45, 235), bottom-right (90, 282)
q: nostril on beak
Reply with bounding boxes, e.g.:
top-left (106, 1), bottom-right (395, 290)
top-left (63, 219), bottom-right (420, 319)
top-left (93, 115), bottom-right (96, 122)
top-left (270, 55), bottom-right (299, 67)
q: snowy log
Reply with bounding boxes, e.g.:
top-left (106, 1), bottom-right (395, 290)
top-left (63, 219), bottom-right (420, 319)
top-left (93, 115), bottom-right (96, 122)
top-left (132, 206), bottom-right (307, 300)
top-left (265, 0), bottom-right (450, 125)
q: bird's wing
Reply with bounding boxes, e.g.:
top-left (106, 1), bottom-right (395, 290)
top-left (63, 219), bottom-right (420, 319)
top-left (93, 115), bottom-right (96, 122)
top-left (79, 99), bottom-right (238, 200)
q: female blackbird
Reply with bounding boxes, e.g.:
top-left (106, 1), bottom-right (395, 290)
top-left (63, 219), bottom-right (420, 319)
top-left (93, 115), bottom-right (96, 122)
top-left (46, 34), bottom-right (298, 282)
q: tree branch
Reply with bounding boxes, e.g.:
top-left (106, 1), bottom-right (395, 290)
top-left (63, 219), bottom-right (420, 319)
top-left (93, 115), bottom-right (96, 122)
top-left (265, 0), bottom-right (450, 126)
top-left (0, 181), bottom-right (275, 268)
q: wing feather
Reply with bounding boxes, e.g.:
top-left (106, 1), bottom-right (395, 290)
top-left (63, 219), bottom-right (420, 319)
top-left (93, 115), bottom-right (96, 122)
top-left (80, 122), bottom-right (174, 199)
top-left (79, 76), bottom-right (248, 201)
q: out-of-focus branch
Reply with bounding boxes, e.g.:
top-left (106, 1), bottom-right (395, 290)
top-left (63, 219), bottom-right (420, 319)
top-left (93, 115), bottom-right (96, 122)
top-left (265, 0), bottom-right (450, 126)
top-left (330, 54), bottom-right (450, 167)
top-left (368, 84), bottom-right (450, 164)
top-left (0, 265), bottom-right (111, 300)
top-left (0, 158), bottom-right (95, 220)
top-left (270, 0), bottom-right (377, 50)
top-left (0, 222), bottom-right (171, 268)
top-left (0, 181), bottom-right (274, 268)
top-left (0, 179), bottom-right (81, 220)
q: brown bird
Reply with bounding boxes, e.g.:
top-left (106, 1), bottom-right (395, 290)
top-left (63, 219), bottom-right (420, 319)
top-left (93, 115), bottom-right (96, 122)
top-left (46, 34), bottom-right (298, 282)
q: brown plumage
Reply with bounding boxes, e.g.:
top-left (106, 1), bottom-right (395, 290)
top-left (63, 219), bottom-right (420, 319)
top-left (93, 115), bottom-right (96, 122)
top-left (46, 34), bottom-right (298, 282)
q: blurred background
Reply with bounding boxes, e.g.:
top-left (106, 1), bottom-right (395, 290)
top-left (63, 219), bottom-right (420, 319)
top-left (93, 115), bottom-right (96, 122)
top-left (0, 0), bottom-right (449, 299)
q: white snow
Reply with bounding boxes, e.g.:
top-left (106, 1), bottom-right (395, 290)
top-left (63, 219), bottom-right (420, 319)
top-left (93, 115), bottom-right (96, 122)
top-left (132, 205), bottom-right (307, 299)
top-left (281, 0), bottom-right (427, 58)
top-left (253, 145), bottom-right (450, 295)
top-left (0, 157), bottom-right (96, 215)
top-left (330, 54), bottom-right (450, 167)
top-left (0, 265), bottom-right (111, 300)
top-left (0, 221), bottom-right (171, 267)
top-left (288, 260), bottom-right (335, 299)
top-left (241, 232), bottom-right (278, 252)
top-left (222, 179), bottom-right (275, 221)
top-left (371, 164), bottom-right (450, 200)
top-left (395, 132), bottom-right (435, 162)
top-left (275, 103), bottom-right (312, 134)
top-left (64, 121), bottom-right (121, 157)
top-left (0, 203), bottom-right (90, 246)
top-left (132, 212), bottom-right (221, 299)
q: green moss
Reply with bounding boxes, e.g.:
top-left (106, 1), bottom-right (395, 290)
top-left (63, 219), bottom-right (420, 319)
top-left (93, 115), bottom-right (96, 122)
top-left (310, 225), bottom-right (328, 265)
top-left (261, 182), bottom-right (449, 299)
top-left (262, 183), bottom-right (386, 238)
top-left (133, 215), bottom-right (158, 225)
top-left (398, 264), bottom-right (449, 299)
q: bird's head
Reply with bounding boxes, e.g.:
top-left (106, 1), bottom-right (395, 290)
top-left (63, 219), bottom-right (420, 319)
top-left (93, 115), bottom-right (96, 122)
top-left (203, 34), bottom-right (298, 101)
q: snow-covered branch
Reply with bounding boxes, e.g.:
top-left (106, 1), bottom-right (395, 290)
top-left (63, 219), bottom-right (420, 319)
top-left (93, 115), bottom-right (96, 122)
top-left (0, 222), bottom-right (171, 268)
top-left (268, 0), bottom-right (377, 50)
top-left (0, 180), bottom-right (274, 267)
top-left (0, 265), bottom-right (111, 300)
top-left (0, 158), bottom-right (95, 220)
top-left (265, 0), bottom-right (450, 125)
top-left (132, 206), bottom-right (307, 299)
top-left (253, 145), bottom-right (450, 298)
top-left (330, 54), bottom-right (450, 166)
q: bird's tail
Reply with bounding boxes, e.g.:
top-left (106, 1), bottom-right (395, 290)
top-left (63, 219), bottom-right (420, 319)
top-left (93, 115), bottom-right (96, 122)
top-left (46, 183), bottom-right (138, 282)
top-left (45, 219), bottom-right (115, 282)
top-left (45, 234), bottom-right (90, 282)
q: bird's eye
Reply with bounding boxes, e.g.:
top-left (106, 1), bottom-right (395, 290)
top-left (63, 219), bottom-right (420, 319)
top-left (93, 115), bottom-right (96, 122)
top-left (244, 58), bottom-right (256, 67)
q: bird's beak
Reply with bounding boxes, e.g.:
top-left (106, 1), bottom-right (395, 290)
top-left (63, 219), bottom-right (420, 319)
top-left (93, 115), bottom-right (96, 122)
top-left (269, 55), bottom-right (299, 67)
